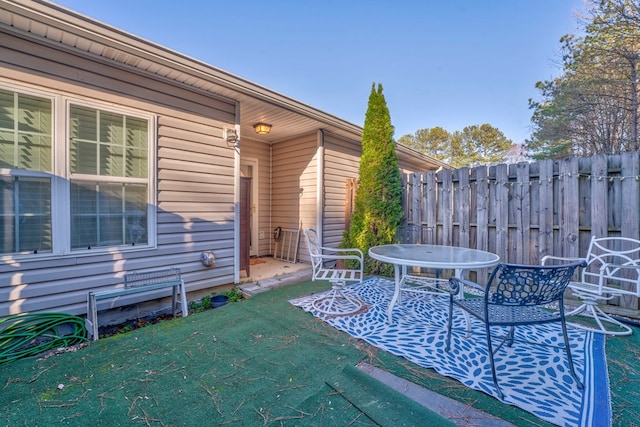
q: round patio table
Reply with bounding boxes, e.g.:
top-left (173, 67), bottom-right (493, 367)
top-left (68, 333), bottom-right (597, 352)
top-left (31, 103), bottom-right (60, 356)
top-left (369, 244), bottom-right (500, 323)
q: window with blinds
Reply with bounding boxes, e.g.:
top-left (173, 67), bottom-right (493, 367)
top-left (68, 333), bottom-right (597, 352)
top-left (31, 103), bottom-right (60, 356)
top-left (0, 89), bottom-right (52, 254)
top-left (0, 85), bottom-right (154, 257)
top-left (69, 105), bottom-right (149, 249)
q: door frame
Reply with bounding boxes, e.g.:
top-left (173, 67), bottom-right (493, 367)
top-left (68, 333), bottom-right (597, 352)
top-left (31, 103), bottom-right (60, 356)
top-left (240, 158), bottom-right (259, 257)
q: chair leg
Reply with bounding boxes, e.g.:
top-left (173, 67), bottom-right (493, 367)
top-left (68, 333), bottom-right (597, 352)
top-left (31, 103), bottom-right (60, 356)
top-left (485, 323), bottom-right (504, 400)
top-left (445, 296), bottom-right (454, 352)
top-left (561, 318), bottom-right (584, 390)
top-left (506, 326), bottom-right (515, 347)
top-left (567, 301), bottom-right (633, 336)
top-left (445, 302), bottom-right (473, 348)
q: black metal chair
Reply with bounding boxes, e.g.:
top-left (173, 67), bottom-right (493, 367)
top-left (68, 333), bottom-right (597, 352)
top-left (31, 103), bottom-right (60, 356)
top-left (445, 260), bottom-right (586, 400)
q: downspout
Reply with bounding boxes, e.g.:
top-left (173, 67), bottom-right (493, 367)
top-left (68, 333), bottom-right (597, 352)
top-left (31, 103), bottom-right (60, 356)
top-left (317, 129), bottom-right (325, 246)
top-left (233, 102), bottom-right (240, 284)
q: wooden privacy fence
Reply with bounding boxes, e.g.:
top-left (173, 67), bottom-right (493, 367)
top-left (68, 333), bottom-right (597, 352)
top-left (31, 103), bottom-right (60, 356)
top-left (399, 152), bottom-right (640, 319)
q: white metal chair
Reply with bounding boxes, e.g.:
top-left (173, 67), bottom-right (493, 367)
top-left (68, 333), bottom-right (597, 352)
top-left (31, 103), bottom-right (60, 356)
top-left (304, 228), bottom-right (364, 315)
top-left (542, 236), bottom-right (640, 336)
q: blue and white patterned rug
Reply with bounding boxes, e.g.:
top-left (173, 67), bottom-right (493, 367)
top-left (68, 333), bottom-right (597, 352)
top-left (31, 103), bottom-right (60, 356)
top-left (289, 277), bottom-right (611, 427)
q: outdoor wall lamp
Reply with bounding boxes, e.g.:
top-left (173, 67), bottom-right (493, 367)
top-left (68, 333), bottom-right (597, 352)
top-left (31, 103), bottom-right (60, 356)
top-left (224, 127), bottom-right (239, 148)
top-left (253, 122), bottom-right (272, 135)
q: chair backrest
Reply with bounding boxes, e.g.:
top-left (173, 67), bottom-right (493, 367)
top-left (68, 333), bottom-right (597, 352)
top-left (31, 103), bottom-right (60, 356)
top-left (125, 267), bottom-right (182, 289)
top-left (304, 228), bottom-right (322, 266)
top-left (486, 261), bottom-right (585, 307)
top-left (581, 236), bottom-right (640, 296)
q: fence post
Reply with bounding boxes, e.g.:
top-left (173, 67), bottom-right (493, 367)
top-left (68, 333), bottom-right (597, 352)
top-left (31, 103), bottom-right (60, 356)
top-left (537, 159), bottom-right (554, 262)
top-left (409, 173), bottom-right (421, 228)
top-left (516, 162), bottom-right (531, 264)
top-left (494, 164), bottom-right (509, 262)
top-left (590, 155), bottom-right (608, 239)
top-left (423, 171), bottom-right (437, 244)
top-left (439, 169), bottom-right (453, 246)
top-left (474, 166), bottom-right (489, 252)
top-left (454, 167), bottom-right (470, 248)
top-left (621, 152), bottom-right (640, 309)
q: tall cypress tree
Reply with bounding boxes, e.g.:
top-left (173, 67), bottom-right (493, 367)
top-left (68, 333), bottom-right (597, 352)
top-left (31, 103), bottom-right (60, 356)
top-left (341, 83), bottom-right (403, 275)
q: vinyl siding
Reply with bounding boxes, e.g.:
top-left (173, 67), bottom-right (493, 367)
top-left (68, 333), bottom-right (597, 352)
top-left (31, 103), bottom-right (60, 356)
top-left (323, 133), bottom-right (361, 248)
top-left (0, 34), bottom-right (237, 317)
top-left (271, 133), bottom-right (317, 262)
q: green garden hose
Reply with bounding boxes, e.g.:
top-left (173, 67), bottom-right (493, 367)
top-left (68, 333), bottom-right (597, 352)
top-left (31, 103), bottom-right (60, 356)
top-left (0, 312), bottom-right (88, 365)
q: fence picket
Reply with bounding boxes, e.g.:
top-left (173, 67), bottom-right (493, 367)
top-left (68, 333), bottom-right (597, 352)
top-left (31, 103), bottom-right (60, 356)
top-left (439, 169), bottom-right (453, 246)
top-left (424, 171), bottom-right (437, 244)
top-left (538, 159), bottom-right (554, 262)
top-left (494, 164), bottom-right (509, 262)
top-left (474, 166), bottom-right (489, 252)
top-left (559, 157), bottom-right (579, 257)
top-left (621, 152), bottom-right (640, 309)
top-left (516, 162), bottom-right (531, 264)
top-left (454, 168), bottom-right (470, 248)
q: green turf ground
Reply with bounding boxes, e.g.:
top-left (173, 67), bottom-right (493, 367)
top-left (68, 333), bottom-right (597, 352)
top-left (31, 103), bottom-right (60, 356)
top-left (1, 280), bottom-right (637, 426)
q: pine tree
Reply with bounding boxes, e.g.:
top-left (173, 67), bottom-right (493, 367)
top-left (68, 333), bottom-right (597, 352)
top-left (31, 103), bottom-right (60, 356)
top-left (341, 83), bottom-right (403, 275)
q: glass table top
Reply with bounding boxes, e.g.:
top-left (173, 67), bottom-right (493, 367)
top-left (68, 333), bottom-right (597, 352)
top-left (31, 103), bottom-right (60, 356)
top-left (369, 244), bottom-right (500, 270)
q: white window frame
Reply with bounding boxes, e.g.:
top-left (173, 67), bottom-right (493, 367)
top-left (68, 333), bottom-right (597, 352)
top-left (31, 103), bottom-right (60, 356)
top-left (0, 80), bottom-right (157, 261)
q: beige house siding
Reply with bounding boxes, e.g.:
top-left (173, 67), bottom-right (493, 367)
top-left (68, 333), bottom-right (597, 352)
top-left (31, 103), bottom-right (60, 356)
top-left (323, 133), bottom-right (361, 249)
top-left (271, 133), bottom-right (318, 261)
top-left (319, 138), bottom-right (447, 251)
top-left (0, 1), bottom-right (447, 324)
top-left (0, 33), bottom-right (237, 317)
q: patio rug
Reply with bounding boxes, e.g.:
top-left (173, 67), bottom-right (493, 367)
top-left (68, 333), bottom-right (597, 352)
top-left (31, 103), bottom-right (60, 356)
top-left (290, 277), bottom-right (612, 427)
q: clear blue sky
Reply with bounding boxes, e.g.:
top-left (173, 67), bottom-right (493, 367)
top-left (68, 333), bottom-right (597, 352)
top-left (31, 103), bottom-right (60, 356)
top-left (53, 0), bottom-right (585, 144)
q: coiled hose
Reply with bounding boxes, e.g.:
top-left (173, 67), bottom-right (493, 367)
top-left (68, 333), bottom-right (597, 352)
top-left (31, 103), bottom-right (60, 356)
top-left (0, 313), bottom-right (88, 365)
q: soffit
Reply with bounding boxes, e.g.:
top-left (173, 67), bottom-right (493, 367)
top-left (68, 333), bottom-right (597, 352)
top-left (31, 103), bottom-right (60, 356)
top-left (0, 1), bottom-right (446, 169)
top-left (0, 0), bottom-right (362, 144)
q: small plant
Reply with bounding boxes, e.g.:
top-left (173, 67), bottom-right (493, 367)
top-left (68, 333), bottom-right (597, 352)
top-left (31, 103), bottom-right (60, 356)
top-left (201, 295), bottom-right (212, 310)
top-left (221, 287), bottom-right (244, 302)
top-left (188, 288), bottom-right (244, 314)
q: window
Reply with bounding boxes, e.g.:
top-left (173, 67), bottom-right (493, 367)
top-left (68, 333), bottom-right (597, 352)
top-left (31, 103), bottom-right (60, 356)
top-left (69, 105), bottom-right (149, 249)
top-left (0, 84), bottom-right (155, 257)
top-left (0, 89), bottom-right (53, 254)
top-left (0, 176), bottom-right (52, 254)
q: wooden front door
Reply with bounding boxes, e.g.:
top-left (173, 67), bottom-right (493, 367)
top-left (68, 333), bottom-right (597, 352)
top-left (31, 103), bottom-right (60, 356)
top-left (239, 177), bottom-right (251, 276)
